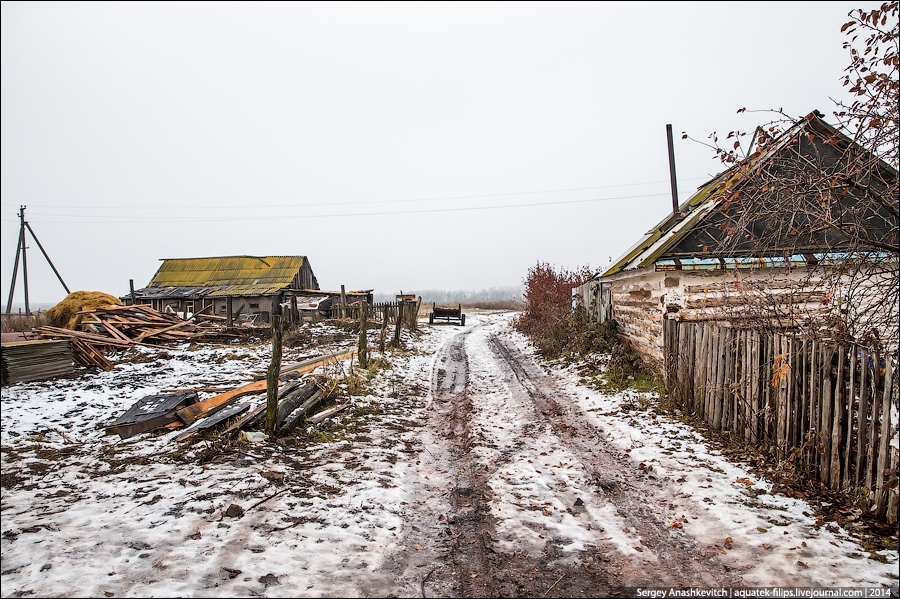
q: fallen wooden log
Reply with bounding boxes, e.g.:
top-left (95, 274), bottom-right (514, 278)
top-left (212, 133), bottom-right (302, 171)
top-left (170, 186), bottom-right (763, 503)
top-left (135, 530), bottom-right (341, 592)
top-left (278, 389), bottom-right (325, 435)
top-left (307, 404), bottom-right (348, 424)
top-left (276, 380), bottom-right (322, 428)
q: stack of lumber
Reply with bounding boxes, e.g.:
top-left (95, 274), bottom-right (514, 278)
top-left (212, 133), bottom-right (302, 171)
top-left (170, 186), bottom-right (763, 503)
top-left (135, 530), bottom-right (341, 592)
top-left (70, 338), bottom-right (114, 371)
top-left (36, 304), bottom-right (226, 367)
top-left (106, 350), bottom-right (353, 442)
top-left (1, 339), bottom-right (74, 386)
top-left (76, 304), bottom-right (215, 343)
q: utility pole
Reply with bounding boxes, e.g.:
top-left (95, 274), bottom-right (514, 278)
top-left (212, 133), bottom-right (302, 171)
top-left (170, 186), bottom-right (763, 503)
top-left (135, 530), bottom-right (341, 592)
top-left (666, 124), bottom-right (680, 216)
top-left (4, 206), bottom-right (70, 315)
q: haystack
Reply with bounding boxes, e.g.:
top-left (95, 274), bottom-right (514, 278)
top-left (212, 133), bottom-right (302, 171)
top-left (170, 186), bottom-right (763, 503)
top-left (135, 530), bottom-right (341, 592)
top-left (46, 291), bottom-right (122, 330)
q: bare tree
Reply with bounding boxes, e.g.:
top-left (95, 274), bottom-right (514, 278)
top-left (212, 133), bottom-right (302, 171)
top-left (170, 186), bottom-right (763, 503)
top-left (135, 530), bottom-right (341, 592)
top-left (683, 3), bottom-right (898, 350)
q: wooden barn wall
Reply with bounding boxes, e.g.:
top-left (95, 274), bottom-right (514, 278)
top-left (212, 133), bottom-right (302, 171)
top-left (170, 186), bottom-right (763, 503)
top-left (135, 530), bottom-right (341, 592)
top-left (294, 263), bottom-right (319, 290)
top-left (601, 266), bottom-right (836, 366)
top-left (606, 269), bottom-right (667, 364)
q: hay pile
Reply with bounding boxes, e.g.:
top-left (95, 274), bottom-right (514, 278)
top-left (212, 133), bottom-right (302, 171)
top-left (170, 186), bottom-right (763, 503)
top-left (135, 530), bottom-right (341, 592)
top-left (46, 291), bottom-right (122, 329)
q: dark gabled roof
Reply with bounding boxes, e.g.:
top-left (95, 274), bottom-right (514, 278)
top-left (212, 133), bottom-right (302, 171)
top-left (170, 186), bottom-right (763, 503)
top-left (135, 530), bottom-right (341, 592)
top-left (600, 112), bottom-right (898, 278)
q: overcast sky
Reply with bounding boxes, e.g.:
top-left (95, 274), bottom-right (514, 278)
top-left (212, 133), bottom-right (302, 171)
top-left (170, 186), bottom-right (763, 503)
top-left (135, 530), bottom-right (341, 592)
top-left (1, 1), bottom-right (865, 305)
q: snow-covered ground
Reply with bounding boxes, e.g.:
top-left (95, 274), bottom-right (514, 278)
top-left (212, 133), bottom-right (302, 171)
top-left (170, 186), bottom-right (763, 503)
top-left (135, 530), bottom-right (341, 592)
top-left (488, 315), bottom-right (898, 587)
top-left (1, 321), bottom-right (460, 597)
top-left (1, 313), bottom-right (897, 597)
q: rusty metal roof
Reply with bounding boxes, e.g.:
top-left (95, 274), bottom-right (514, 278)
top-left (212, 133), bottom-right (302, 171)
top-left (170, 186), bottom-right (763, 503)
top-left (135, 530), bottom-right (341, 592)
top-left (147, 256), bottom-right (307, 293)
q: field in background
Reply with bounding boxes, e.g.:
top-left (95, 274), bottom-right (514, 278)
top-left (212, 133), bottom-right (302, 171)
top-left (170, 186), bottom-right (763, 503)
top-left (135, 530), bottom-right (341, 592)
top-left (417, 299), bottom-right (525, 317)
top-left (374, 286), bottom-right (523, 305)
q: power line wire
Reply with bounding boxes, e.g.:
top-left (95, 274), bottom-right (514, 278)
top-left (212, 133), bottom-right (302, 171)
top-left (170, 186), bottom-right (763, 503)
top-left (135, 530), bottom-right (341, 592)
top-left (1, 190), bottom-right (677, 224)
top-left (0, 176), bottom-right (707, 213)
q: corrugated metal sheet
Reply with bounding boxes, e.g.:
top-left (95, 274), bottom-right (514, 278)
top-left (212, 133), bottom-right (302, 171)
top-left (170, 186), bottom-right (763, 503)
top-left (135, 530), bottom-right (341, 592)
top-left (206, 284), bottom-right (288, 297)
top-left (133, 284), bottom-right (287, 299)
top-left (148, 256), bottom-right (305, 290)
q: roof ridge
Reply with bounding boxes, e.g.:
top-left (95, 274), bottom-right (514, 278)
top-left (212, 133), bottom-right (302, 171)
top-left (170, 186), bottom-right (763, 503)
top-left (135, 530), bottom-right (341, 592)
top-left (599, 111), bottom-right (893, 278)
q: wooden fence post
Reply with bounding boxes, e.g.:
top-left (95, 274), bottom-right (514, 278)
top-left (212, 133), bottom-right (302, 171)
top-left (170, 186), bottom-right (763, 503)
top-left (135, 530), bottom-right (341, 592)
top-left (414, 296), bottom-right (422, 331)
top-left (265, 314), bottom-right (283, 435)
top-left (379, 306), bottom-right (388, 353)
top-left (830, 347), bottom-right (845, 489)
top-left (226, 296), bottom-right (233, 329)
top-left (844, 345), bottom-right (857, 487)
top-left (820, 344), bottom-right (834, 484)
top-left (340, 285), bottom-right (347, 319)
top-left (393, 300), bottom-right (403, 346)
top-left (856, 348), bottom-right (869, 486)
top-left (358, 300), bottom-right (368, 368)
top-left (874, 357), bottom-right (894, 516)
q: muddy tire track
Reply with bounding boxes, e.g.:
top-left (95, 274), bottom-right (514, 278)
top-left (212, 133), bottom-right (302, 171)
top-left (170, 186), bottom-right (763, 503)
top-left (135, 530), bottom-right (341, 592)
top-left (487, 332), bottom-right (744, 589)
top-left (431, 324), bottom-right (501, 596)
top-left (380, 321), bottom-right (742, 596)
top-left (427, 325), bottom-right (615, 597)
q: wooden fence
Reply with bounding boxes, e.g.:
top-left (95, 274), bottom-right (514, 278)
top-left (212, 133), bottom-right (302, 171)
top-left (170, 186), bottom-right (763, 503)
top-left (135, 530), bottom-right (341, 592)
top-left (334, 300), bottom-right (421, 330)
top-left (663, 318), bottom-right (898, 523)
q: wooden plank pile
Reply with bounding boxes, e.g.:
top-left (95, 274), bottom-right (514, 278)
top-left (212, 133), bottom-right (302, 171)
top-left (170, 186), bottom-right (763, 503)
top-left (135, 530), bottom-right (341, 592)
top-left (106, 350), bottom-right (353, 442)
top-left (35, 304), bottom-right (228, 368)
top-left (1, 339), bottom-right (75, 386)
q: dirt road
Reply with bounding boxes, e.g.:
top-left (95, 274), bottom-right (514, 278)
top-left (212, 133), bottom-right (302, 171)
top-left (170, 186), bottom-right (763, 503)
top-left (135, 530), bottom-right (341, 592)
top-left (378, 318), bottom-right (738, 597)
top-left (374, 313), bottom-right (896, 597)
top-left (2, 312), bottom-right (895, 597)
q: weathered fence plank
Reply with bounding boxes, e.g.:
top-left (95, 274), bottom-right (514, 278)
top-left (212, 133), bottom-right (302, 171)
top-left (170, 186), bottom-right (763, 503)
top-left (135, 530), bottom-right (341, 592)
top-left (856, 348), bottom-right (869, 486)
top-left (664, 317), bottom-right (897, 523)
top-left (830, 348), bottom-right (844, 489)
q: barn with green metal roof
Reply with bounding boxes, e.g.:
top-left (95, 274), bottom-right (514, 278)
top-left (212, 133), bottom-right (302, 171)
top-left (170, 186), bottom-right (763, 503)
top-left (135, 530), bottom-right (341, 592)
top-left (126, 255), bottom-right (319, 324)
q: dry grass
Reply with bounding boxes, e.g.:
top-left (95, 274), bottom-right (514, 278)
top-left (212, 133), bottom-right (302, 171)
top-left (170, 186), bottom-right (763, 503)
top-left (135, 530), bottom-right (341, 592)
top-left (1, 312), bottom-right (48, 333)
top-left (45, 291), bottom-right (122, 329)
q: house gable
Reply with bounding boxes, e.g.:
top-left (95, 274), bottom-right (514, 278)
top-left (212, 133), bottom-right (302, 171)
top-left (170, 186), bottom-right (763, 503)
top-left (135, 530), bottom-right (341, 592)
top-left (662, 123), bottom-right (897, 260)
top-left (601, 112), bottom-right (898, 278)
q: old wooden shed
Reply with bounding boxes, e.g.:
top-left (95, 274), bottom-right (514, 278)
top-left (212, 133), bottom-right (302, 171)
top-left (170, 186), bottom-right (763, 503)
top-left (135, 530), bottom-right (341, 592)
top-left (125, 255), bottom-right (319, 324)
